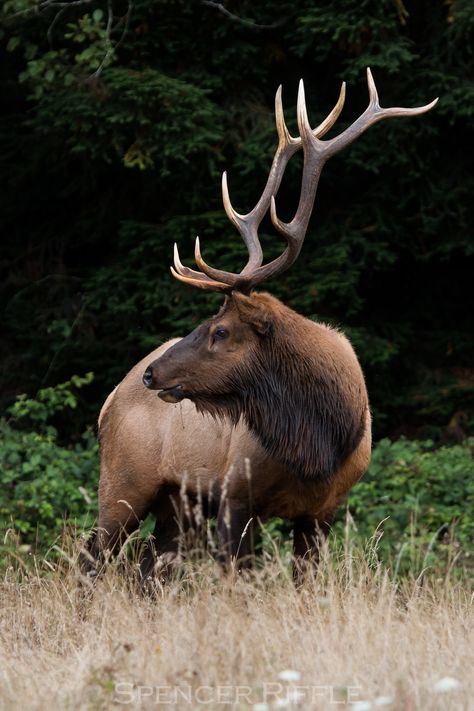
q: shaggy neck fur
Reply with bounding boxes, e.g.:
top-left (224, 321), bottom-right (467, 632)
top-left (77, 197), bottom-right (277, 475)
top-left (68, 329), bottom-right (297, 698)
top-left (193, 294), bottom-right (368, 482)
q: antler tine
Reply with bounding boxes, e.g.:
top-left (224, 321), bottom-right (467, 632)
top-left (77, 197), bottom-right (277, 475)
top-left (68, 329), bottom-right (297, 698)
top-left (275, 84), bottom-right (295, 147)
top-left (192, 235), bottom-right (243, 286)
top-left (323, 67), bottom-right (439, 158)
top-left (296, 79), bottom-right (310, 139)
top-left (172, 243), bottom-right (231, 292)
top-left (173, 242), bottom-right (201, 279)
top-left (222, 172), bottom-right (263, 270)
top-left (221, 172), bottom-right (244, 230)
top-left (170, 266), bottom-right (231, 292)
top-left (313, 81), bottom-right (346, 139)
top-left (367, 66), bottom-right (379, 107)
top-left (173, 243), bottom-right (214, 282)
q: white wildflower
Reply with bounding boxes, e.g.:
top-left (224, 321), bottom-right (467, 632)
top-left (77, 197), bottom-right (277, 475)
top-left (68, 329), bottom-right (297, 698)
top-left (277, 670), bottom-right (301, 682)
top-left (433, 677), bottom-right (462, 693)
top-left (351, 702), bottom-right (373, 711)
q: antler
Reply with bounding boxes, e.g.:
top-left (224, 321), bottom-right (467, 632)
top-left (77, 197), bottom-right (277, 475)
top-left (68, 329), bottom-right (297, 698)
top-left (171, 68), bottom-right (438, 293)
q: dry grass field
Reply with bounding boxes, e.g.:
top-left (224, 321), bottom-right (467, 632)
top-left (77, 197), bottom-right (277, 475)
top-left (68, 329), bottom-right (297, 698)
top-left (0, 534), bottom-right (473, 711)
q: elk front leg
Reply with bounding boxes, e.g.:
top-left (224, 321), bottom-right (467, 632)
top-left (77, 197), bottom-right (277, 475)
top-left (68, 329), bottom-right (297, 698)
top-left (139, 515), bottom-right (180, 584)
top-left (139, 491), bottom-right (196, 584)
top-left (292, 516), bottom-right (332, 584)
top-left (80, 468), bottom-right (151, 577)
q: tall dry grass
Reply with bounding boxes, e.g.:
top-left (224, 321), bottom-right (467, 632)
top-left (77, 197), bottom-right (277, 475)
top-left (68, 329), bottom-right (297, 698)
top-left (0, 533), bottom-right (472, 711)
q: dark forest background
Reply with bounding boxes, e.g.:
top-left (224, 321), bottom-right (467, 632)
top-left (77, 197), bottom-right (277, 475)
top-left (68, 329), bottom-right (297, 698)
top-left (0, 0), bottom-right (473, 564)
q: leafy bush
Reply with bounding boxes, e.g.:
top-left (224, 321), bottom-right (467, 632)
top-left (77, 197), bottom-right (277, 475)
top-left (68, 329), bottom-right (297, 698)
top-left (340, 437), bottom-right (474, 573)
top-left (0, 375), bottom-right (98, 563)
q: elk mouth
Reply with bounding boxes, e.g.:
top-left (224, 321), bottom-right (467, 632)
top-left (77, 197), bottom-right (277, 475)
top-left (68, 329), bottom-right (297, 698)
top-left (157, 385), bottom-right (185, 403)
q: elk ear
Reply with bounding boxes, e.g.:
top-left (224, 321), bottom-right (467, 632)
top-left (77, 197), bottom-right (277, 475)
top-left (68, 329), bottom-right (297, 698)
top-left (232, 292), bottom-right (273, 335)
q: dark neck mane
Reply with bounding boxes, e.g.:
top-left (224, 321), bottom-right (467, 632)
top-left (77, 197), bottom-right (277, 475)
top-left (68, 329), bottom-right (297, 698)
top-left (193, 308), bottom-right (367, 482)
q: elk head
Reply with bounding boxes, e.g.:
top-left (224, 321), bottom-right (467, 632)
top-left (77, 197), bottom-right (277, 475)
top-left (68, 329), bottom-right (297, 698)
top-left (142, 290), bottom-right (275, 407)
top-left (144, 69), bottom-right (437, 412)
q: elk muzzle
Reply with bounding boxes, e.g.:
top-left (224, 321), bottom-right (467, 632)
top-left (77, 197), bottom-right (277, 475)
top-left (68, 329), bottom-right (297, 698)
top-left (142, 364), bottom-right (185, 403)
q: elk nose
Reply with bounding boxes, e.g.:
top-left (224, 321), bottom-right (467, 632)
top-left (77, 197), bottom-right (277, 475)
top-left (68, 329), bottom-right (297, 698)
top-left (143, 366), bottom-right (154, 389)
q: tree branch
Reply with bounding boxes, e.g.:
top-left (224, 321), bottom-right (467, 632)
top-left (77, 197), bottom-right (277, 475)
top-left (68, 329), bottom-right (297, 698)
top-left (5, 0), bottom-right (93, 21)
top-left (201, 1), bottom-right (282, 30)
top-left (88, 0), bottom-right (133, 81)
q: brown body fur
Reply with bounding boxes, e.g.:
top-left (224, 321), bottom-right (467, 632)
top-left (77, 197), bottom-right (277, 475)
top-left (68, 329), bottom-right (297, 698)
top-left (91, 292), bottom-right (371, 578)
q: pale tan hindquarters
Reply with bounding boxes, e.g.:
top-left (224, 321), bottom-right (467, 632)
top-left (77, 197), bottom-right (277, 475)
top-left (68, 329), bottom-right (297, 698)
top-left (96, 339), bottom-right (371, 550)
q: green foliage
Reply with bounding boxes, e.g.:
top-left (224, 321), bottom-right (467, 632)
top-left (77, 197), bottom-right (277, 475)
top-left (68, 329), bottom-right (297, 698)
top-left (0, 376), bottom-right (98, 562)
top-left (340, 437), bottom-right (474, 573)
top-left (293, 0), bottom-right (416, 75)
top-left (25, 67), bottom-right (223, 171)
top-left (9, 372), bottom-right (94, 424)
top-left (7, 11), bottom-right (113, 98)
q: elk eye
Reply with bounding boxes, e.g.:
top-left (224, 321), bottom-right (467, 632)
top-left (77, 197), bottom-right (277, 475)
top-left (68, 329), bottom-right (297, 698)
top-left (214, 327), bottom-right (229, 340)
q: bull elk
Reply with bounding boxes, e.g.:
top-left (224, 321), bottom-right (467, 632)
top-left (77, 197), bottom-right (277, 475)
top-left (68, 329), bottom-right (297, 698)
top-left (85, 70), bottom-right (436, 580)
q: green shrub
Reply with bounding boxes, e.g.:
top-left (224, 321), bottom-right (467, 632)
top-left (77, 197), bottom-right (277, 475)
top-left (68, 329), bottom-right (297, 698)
top-left (0, 375), bottom-right (98, 563)
top-left (339, 437), bottom-right (474, 574)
